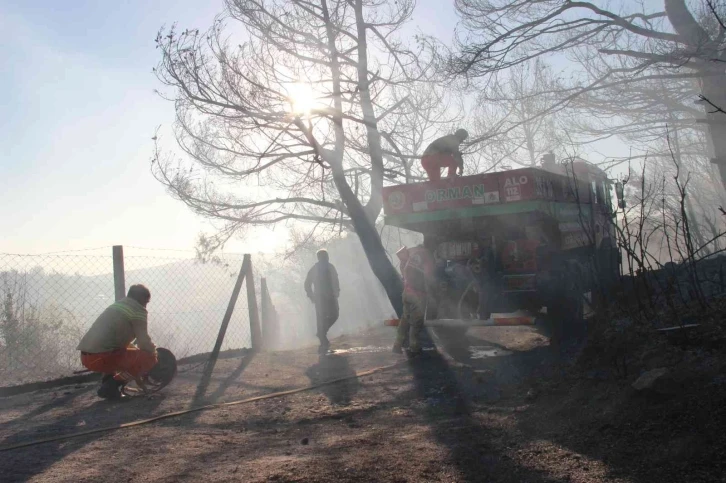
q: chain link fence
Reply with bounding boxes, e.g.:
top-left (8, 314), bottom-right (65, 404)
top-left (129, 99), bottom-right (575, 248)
top-left (0, 247), bottom-right (253, 388)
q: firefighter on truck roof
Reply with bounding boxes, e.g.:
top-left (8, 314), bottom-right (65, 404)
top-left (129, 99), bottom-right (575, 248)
top-left (420, 128), bottom-right (469, 182)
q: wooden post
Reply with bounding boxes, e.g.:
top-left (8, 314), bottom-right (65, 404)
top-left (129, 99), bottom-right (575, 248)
top-left (112, 245), bottom-right (125, 301)
top-left (260, 277), bottom-right (280, 350)
top-left (260, 278), bottom-right (269, 348)
top-left (206, 258), bottom-right (248, 374)
top-left (245, 254), bottom-right (262, 351)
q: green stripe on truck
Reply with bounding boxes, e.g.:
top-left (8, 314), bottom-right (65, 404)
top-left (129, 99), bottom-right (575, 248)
top-left (384, 200), bottom-right (593, 226)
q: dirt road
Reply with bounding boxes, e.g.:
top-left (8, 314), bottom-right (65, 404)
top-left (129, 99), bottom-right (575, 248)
top-left (0, 326), bottom-right (723, 482)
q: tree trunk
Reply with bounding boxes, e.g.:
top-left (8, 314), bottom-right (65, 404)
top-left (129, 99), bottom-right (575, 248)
top-left (353, 0), bottom-right (385, 221)
top-left (665, 0), bottom-right (726, 189)
top-left (318, 0), bottom-right (403, 317)
top-left (331, 166), bottom-right (404, 317)
top-left (701, 76), bottom-right (726, 189)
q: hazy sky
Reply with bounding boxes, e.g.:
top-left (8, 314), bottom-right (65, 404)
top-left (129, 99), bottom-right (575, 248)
top-left (1, 1), bottom-right (217, 254)
top-left (0, 0), bottom-right (459, 255)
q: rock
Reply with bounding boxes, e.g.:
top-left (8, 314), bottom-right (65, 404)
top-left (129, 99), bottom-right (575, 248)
top-left (631, 367), bottom-right (678, 395)
top-left (525, 388), bottom-right (538, 402)
top-left (300, 437), bottom-right (309, 445)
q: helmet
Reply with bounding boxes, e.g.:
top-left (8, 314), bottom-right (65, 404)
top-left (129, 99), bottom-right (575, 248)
top-left (454, 128), bottom-right (469, 141)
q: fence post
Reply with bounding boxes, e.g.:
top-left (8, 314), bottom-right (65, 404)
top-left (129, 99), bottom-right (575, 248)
top-left (112, 245), bottom-right (125, 301)
top-left (260, 277), bottom-right (269, 348)
top-left (260, 277), bottom-right (280, 350)
top-left (245, 254), bottom-right (262, 351)
top-left (206, 258), bottom-right (248, 374)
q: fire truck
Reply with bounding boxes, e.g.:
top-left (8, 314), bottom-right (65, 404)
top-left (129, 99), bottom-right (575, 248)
top-left (382, 157), bottom-right (620, 340)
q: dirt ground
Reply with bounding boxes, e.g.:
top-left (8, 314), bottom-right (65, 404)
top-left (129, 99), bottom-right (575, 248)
top-left (0, 325), bottom-right (724, 483)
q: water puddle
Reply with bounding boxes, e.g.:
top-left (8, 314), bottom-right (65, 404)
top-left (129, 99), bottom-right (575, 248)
top-left (331, 345), bottom-right (508, 358)
top-left (331, 345), bottom-right (437, 355)
top-left (331, 346), bottom-right (389, 355)
top-left (469, 346), bottom-right (512, 359)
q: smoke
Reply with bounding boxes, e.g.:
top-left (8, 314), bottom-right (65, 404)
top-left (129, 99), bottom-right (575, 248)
top-left (259, 226), bottom-right (422, 350)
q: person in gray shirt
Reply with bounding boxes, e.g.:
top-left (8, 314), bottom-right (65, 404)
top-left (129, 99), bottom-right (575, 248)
top-left (304, 249), bottom-right (340, 354)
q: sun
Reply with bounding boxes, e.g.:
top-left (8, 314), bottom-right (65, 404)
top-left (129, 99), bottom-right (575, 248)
top-left (287, 82), bottom-right (318, 116)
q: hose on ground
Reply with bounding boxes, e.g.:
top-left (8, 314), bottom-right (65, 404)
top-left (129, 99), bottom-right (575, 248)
top-left (0, 361), bottom-right (404, 452)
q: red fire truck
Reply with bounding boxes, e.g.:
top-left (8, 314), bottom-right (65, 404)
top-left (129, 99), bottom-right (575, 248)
top-left (382, 158), bottom-right (620, 340)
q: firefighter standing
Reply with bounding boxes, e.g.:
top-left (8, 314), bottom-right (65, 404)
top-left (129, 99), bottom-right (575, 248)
top-left (304, 249), bottom-right (340, 354)
top-left (420, 129), bottom-right (469, 181)
top-left (392, 245), bottom-right (435, 355)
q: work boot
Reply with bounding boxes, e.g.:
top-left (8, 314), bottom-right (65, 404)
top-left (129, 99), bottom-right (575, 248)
top-left (407, 337), bottom-right (423, 357)
top-left (406, 348), bottom-right (423, 359)
top-left (318, 341), bottom-right (330, 355)
top-left (97, 377), bottom-right (125, 400)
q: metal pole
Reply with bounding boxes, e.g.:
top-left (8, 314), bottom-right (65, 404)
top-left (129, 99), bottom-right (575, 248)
top-left (112, 245), bottom-right (125, 301)
top-left (245, 254), bottom-right (262, 351)
top-left (207, 258), bottom-right (248, 374)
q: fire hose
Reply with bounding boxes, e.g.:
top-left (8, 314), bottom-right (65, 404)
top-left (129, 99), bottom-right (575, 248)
top-left (0, 361), bottom-right (404, 452)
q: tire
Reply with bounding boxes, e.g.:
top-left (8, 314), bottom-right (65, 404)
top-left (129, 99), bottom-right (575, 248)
top-left (546, 264), bottom-right (585, 344)
top-left (593, 238), bottom-right (620, 307)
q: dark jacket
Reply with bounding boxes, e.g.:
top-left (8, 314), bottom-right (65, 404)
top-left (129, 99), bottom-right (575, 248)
top-left (304, 261), bottom-right (340, 302)
top-left (423, 134), bottom-right (463, 157)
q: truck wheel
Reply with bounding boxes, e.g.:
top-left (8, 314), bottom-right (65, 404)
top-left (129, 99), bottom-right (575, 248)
top-left (593, 238), bottom-right (620, 307)
top-left (546, 267), bottom-right (585, 345)
top-left (562, 289), bottom-right (585, 337)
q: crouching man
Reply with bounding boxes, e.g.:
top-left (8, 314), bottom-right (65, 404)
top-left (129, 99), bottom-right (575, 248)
top-left (77, 284), bottom-right (158, 399)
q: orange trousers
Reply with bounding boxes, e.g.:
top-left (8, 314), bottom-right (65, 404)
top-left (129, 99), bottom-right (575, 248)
top-left (81, 347), bottom-right (158, 382)
top-left (421, 154), bottom-right (458, 181)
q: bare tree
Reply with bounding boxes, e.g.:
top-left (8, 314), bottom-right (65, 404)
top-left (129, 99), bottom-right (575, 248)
top-left (470, 58), bottom-right (565, 170)
top-left (452, 0), bottom-right (726, 187)
top-left (153, 0), bottom-right (454, 315)
top-left (381, 83), bottom-right (465, 181)
top-left (566, 72), bottom-right (726, 245)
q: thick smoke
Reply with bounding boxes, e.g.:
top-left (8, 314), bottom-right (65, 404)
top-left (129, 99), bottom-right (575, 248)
top-left (260, 226), bottom-right (422, 350)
